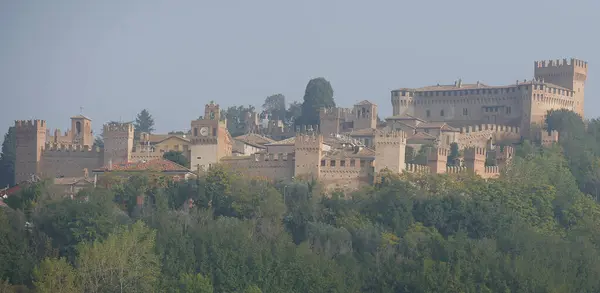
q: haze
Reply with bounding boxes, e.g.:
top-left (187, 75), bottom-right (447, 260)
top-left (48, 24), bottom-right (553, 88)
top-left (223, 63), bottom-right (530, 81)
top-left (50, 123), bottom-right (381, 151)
top-left (1, 0), bottom-right (598, 135)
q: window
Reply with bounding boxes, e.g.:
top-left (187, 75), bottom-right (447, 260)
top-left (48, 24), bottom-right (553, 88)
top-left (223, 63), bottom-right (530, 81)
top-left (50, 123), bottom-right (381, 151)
top-left (360, 160), bottom-right (366, 167)
top-left (426, 110), bottom-right (431, 117)
top-left (463, 108), bottom-right (468, 116)
top-left (321, 160), bottom-right (326, 166)
top-left (340, 160), bottom-right (346, 167)
top-left (330, 160), bottom-right (336, 167)
top-left (506, 107), bottom-right (512, 115)
top-left (212, 128), bottom-right (217, 136)
top-left (194, 128), bottom-right (198, 136)
top-left (440, 110), bottom-right (445, 117)
top-left (350, 159), bottom-right (355, 167)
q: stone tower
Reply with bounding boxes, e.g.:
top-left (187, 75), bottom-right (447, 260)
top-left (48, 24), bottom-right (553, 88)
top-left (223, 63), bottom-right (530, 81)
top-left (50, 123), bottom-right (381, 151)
top-left (14, 120), bottom-right (47, 183)
top-left (190, 102), bottom-right (231, 171)
top-left (294, 132), bottom-right (323, 180)
top-left (374, 130), bottom-right (407, 174)
top-left (70, 115), bottom-right (93, 146)
top-left (103, 122), bottom-right (134, 166)
top-left (534, 58), bottom-right (588, 116)
top-left (464, 147), bottom-right (486, 175)
top-left (204, 101), bottom-right (220, 121)
top-left (427, 146), bottom-right (449, 174)
top-left (353, 100), bottom-right (378, 130)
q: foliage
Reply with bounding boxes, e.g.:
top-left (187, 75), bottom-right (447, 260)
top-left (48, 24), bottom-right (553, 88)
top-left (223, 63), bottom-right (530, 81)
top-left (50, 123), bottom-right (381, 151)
top-left (134, 109), bottom-right (155, 139)
top-left (0, 126), bottom-right (15, 187)
top-left (163, 151), bottom-right (189, 168)
top-left (222, 105), bottom-right (255, 137)
top-left (447, 142), bottom-right (459, 166)
top-left (262, 94), bottom-right (286, 121)
top-left (285, 101), bottom-right (302, 127)
top-left (178, 273), bottom-right (213, 293)
top-left (33, 257), bottom-right (79, 293)
top-left (300, 77), bottom-right (335, 126)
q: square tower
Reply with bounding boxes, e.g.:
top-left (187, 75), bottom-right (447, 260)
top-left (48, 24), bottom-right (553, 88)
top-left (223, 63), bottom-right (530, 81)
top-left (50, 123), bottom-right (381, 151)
top-left (70, 115), bottom-right (93, 146)
top-left (353, 100), bottom-right (377, 130)
top-left (190, 102), bottom-right (232, 172)
top-left (14, 120), bottom-right (46, 183)
top-left (374, 129), bottom-right (407, 174)
top-left (103, 122), bottom-right (134, 166)
top-left (534, 58), bottom-right (588, 116)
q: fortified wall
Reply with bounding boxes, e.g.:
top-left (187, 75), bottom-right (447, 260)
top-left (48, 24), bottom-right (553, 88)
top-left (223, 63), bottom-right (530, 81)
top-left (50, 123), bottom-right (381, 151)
top-left (458, 124), bottom-right (521, 148)
top-left (221, 152), bottom-right (295, 181)
top-left (41, 143), bottom-right (103, 179)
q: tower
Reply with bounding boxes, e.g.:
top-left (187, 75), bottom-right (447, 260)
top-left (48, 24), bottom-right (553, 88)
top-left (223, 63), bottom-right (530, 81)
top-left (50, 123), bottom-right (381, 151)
top-left (204, 101), bottom-right (220, 121)
top-left (374, 130), bottom-right (407, 174)
top-left (427, 146), bottom-right (449, 174)
top-left (464, 147), bottom-right (486, 175)
top-left (190, 102), bottom-right (231, 171)
top-left (70, 115), bottom-right (93, 146)
top-left (103, 122), bottom-right (134, 166)
top-left (14, 120), bottom-right (46, 183)
top-left (534, 58), bottom-right (588, 116)
top-left (353, 100), bottom-right (377, 130)
top-left (293, 132), bottom-right (323, 180)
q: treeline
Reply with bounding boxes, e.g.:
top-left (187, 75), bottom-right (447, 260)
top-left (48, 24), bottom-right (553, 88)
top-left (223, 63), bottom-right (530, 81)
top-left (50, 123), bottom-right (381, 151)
top-left (1, 110), bottom-right (600, 292)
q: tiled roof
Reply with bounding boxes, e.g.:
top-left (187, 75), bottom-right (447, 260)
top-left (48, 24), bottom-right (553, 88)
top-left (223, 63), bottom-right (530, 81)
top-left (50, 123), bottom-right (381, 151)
top-left (385, 114), bottom-right (427, 123)
top-left (349, 128), bottom-right (377, 136)
top-left (265, 136), bottom-right (296, 146)
top-left (395, 81), bottom-right (573, 92)
top-left (234, 133), bottom-right (275, 147)
top-left (147, 134), bottom-right (190, 144)
top-left (0, 185), bottom-right (21, 197)
top-left (323, 146), bottom-right (376, 159)
top-left (416, 122), bottom-right (459, 131)
top-left (355, 100), bottom-right (375, 106)
top-left (93, 159), bottom-right (192, 173)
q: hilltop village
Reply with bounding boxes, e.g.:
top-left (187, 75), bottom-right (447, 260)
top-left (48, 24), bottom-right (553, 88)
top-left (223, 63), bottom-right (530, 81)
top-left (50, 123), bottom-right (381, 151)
top-left (12, 57), bottom-right (587, 191)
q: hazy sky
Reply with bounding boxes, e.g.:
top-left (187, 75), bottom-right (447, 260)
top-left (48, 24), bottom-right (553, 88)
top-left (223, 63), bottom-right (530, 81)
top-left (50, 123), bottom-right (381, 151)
top-left (1, 0), bottom-right (598, 136)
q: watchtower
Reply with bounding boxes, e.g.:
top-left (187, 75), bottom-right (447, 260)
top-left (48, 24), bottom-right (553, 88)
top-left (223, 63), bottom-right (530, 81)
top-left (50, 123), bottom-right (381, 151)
top-left (294, 130), bottom-right (323, 180)
top-left (464, 147), bottom-right (486, 175)
top-left (204, 101), bottom-right (220, 121)
top-left (427, 146), bottom-right (449, 174)
top-left (103, 122), bottom-right (134, 166)
top-left (374, 130), bottom-right (407, 174)
top-left (14, 120), bottom-right (47, 183)
top-left (534, 58), bottom-right (588, 116)
top-left (353, 100), bottom-right (377, 130)
top-left (70, 115), bottom-right (93, 146)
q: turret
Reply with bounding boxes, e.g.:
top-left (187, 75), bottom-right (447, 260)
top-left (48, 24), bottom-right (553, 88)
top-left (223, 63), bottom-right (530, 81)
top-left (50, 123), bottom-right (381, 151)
top-left (103, 122), bottom-right (134, 166)
top-left (14, 120), bottom-right (46, 183)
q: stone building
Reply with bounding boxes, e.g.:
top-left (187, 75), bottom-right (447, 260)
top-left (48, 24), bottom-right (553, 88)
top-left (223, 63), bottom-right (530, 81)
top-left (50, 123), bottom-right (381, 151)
top-left (390, 58), bottom-right (588, 136)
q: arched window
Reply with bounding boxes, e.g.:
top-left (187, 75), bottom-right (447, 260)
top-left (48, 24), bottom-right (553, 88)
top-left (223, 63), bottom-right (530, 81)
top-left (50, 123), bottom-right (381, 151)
top-left (76, 121), bottom-right (82, 134)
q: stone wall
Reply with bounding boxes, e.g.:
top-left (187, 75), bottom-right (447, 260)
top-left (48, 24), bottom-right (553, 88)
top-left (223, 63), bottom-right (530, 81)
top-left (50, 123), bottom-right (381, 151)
top-left (41, 144), bottom-right (103, 178)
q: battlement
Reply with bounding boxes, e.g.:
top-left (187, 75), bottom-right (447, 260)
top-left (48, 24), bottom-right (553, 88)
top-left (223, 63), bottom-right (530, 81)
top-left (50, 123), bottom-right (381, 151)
top-left (319, 107), bottom-right (354, 117)
top-left (428, 146), bottom-right (449, 158)
top-left (539, 129), bottom-right (559, 146)
top-left (460, 124), bottom-right (519, 134)
top-left (464, 147), bottom-right (486, 157)
top-left (534, 58), bottom-right (588, 69)
top-left (294, 133), bottom-right (323, 148)
top-left (43, 142), bottom-right (101, 152)
top-left (496, 145), bottom-right (515, 160)
top-left (251, 152), bottom-right (294, 162)
top-left (15, 120), bottom-right (46, 129)
top-left (404, 163), bottom-right (430, 174)
top-left (103, 122), bottom-right (134, 133)
top-left (484, 165), bottom-right (500, 174)
top-left (446, 166), bottom-right (467, 174)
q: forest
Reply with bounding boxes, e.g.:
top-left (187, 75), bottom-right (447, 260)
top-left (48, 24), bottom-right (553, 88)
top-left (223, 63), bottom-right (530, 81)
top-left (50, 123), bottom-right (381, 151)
top-left (1, 109), bottom-right (600, 292)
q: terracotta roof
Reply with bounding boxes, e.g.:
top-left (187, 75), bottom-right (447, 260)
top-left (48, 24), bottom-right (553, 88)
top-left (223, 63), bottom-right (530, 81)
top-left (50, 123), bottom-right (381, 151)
top-left (355, 100), bottom-right (375, 106)
top-left (407, 132), bottom-right (437, 143)
top-left (265, 136), bottom-right (296, 146)
top-left (348, 128), bottom-right (377, 136)
top-left (53, 177), bottom-right (94, 185)
top-left (323, 146), bottom-right (376, 159)
top-left (395, 81), bottom-right (573, 92)
top-left (385, 114), bottom-right (427, 123)
top-left (234, 133), bottom-right (275, 146)
top-left (93, 159), bottom-right (192, 173)
top-left (70, 115), bottom-right (91, 120)
top-left (416, 122), bottom-right (459, 131)
top-left (147, 134), bottom-right (190, 144)
top-left (0, 185), bottom-right (21, 197)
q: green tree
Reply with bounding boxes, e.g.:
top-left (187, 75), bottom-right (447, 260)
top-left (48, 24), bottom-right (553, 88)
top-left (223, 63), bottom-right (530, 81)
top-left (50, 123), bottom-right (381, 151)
top-left (178, 273), bottom-right (213, 293)
top-left (134, 109), bottom-right (155, 139)
top-left (285, 101), bottom-right (302, 128)
top-left (300, 78), bottom-right (335, 126)
top-left (244, 284), bottom-right (262, 293)
top-left (77, 221), bottom-right (159, 293)
top-left (33, 257), bottom-right (79, 293)
top-left (262, 94), bottom-right (286, 120)
top-left (163, 151), bottom-right (189, 168)
top-left (447, 142), bottom-right (460, 166)
top-left (0, 126), bottom-right (15, 187)
top-left (223, 105), bottom-right (255, 137)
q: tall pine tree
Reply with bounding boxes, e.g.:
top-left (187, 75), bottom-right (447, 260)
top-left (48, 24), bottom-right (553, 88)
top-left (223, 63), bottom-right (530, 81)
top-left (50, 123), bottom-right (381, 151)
top-left (134, 109), bottom-right (155, 140)
top-left (0, 126), bottom-right (16, 187)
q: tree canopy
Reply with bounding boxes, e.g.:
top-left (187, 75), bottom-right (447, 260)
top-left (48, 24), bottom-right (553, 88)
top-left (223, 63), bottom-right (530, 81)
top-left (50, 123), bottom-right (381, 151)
top-left (300, 77), bottom-right (335, 126)
top-left (0, 126), bottom-right (15, 187)
top-left (262, 94), bottom-right (286, 121)
top-left (163, 151), bottom-right (189, 168)
top-left (134, 109), bottom-right (155, 140)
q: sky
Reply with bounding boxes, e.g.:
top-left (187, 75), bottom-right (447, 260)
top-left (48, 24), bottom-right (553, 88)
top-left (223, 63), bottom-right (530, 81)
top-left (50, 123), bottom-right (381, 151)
top-left (1, 0), bottom-right (599, 136)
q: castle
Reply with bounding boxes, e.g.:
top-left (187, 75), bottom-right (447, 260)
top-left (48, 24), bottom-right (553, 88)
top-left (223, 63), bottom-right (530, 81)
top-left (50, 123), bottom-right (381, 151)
top-left (13, 57), bottom-right (583, 191)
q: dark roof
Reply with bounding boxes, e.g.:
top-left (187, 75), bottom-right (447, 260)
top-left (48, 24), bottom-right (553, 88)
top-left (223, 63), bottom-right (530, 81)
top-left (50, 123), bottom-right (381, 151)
top-left (70, 115), bottom-right (92, 120)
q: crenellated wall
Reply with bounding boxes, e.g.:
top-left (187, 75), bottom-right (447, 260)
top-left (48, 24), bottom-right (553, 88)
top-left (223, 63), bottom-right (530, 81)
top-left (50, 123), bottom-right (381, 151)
top-left (319, 157), bottom-right (373, 191)
top-left (446, 166), bottom-right (467, 174)
top-left (458, 124), bottom-right (520, 148)
top-left (41, 143), bottom-right (103, 178)
top-left (538, 129), bottom-right (559, 146)
top-left (404, 163), bottom-right (430, 174)
top-left (482, 165), bottom-right (500, 179)
top-left (374, 130), bottom-right (407, 174)
top-left (221, 152), bottom-right (295, 181)
top-left (46, 129), bottom-right (72, 144)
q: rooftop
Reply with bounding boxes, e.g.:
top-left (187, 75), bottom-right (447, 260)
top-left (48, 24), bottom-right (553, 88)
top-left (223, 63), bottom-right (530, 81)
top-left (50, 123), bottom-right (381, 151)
top-left (265, 136), bottom-right (296, 146)
top-left (395, 80), bottom-right (573, 92)
top-left (93, 159), bottom-right (192, 173)
top-left (234, 133), bottom-right (275, 147)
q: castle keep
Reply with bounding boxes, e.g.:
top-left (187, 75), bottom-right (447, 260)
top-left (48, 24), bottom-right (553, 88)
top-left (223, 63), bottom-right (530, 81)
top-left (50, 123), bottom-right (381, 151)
top-left (13, 57), bottom-right (581, 191)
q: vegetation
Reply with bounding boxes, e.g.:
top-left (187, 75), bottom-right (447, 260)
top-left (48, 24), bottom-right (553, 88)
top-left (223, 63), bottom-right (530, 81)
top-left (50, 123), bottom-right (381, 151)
top-left (134, 109), bottom-right (155, 140)
top-left (300, 77), bottom-right (335, 126)
top-left (0, 126), bottom-right (15, 187)
top-left (4, 109), bottom-right (600, 292)
top-left (163, 151), bottom-right (190, 168)
top-left (262, 94), bottom-right (286, 121)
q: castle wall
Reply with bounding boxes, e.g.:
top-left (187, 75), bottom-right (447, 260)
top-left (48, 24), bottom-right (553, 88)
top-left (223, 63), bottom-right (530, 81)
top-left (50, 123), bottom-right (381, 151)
top-left (534, 58), bottom-right (587, 116)
top-left (458, 124), bottom-right (521, 148)
top-left (374, 130), bottom-right (407, 174)
top-left (319, 157), bottom-right (373, 191)
top-left (266, 144), bottom-right (294, 154)
top-left (41, 144), bottom-right (103, 178)
top-left (46, 129), bottom-right (72, 145)
top-left (103, 123), bottom-right (134, 166)
top-left (15, 120), bottom-right (46, 183)
top-left (221, 153), bottom-right (295, 181)
top-left (190, 143), bottom-right (219, 172)
top-left (294, 134), bottom-right (323, 180)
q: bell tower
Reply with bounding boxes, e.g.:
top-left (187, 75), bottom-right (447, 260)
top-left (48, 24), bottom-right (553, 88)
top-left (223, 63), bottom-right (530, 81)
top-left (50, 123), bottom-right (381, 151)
top-left (70, 115), bottom-right (93, 146)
